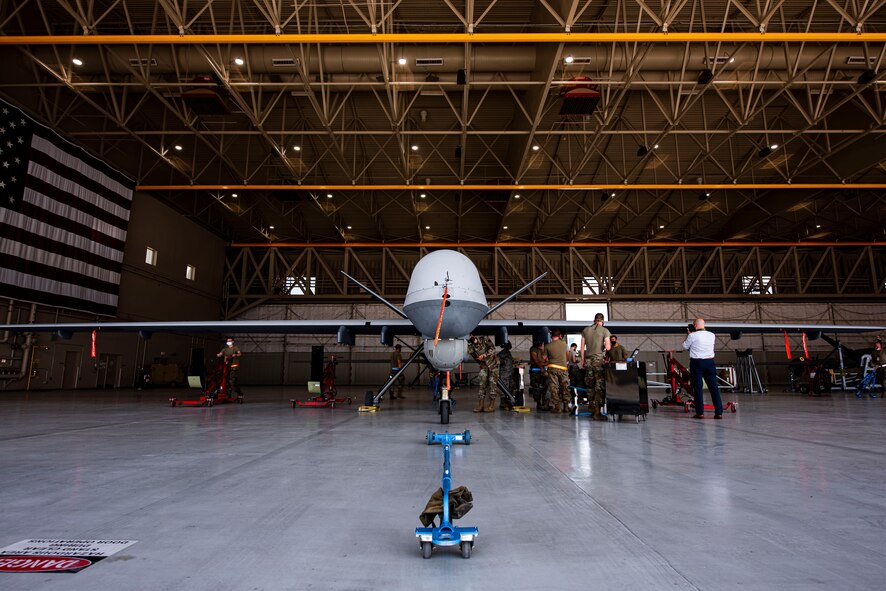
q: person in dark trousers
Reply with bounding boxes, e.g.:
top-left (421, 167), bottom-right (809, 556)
top-left (871, 338), bottom-right (884, 390)
top-left (682, 318), bottom-right (723, 419)
top-left (529, 340), bottom-right (548, 411)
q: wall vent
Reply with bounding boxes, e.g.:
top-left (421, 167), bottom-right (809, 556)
top-left (415, 57), bottom-right (444, 67)
top-left (846, 56), bottom-right (875, 65)
top-left (272, 58), bottom-right (298, 67)
top-left (128, 58), bottom-right (158, 67)
top-left (570, 57), bottom-right (593, 65)
top-left (706, 56), bottom-right (732, 65)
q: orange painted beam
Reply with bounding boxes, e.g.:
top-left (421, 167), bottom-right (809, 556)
top-left (139, 183), bottom-right (885, 192)
top-left (231, 241), bottom-right (886, 248)
top-left (3, 33), bottom-right (886, 44)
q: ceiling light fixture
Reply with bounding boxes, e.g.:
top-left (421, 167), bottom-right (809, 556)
top-left (564, 55), bottom-right (574, 64)
top-left (758, 146), bottom-right (773, 158)
top-left (411, 145), bottom-right (419, 151)
top-left (347, 225), bottom-right (352, 230)
top-left (234, 57), bottom-right (244, 66)
top-left (420, 193), bottom-right (426, 198)
top-left (653, 144), bottom-right (660, 149)
top-left (514, 194), bottom-right (520, 199)
top-left (293, 145), bottom-right (301, 151)
top-left (636, 145), bottom-right (648, 157)
top-left (425, 225), bottom-right (430, 229)
top-left (72, 57), bottom-right (83, 66)
top-left (659, 224), bottom-right (665, 229)
top-left (398, 57), bottom-right (407, 65)
top-left (770, 143), bottom-right (779, 150)
top-left (268, 225), bottom-right (275, 230)
top-left (174, 145), bottom-right (183, 151)
top-left (532, 145), bottom-right (540, 151)
top-left (326, 193), bottom-right (333, 198)
top-left (698, 192), bottom-right (710, 201)
top-left (231, 193), bottom-right (238, 198)
top-left (503, 226), bottom-right (509, 229)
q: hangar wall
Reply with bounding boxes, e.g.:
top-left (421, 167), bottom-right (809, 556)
top-left (0, 193), bottom-right (226, 391)
top-left (233, 300), bottom-right (886, 391)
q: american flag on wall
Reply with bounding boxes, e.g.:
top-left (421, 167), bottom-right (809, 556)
top-left (0, 98), bottom-right (134, 316)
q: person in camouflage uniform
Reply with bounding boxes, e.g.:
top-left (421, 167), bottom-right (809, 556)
top-left (468, 334), bottom-right (500, 413)
top-left (580, 313), bottom-right (612, 421)
top-left (545, 329), bottom-right (571, 414)
top-left (389, 344), bottom-right (405, 399)
top-left (529, 340), bottom-right (548, 410)
top-left (497, 341), bottom-right (516, 410)
top-left (217, 337), bottom-right (243, 396)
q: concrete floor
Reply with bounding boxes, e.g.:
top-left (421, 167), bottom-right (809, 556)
top-left (1, 386), bottom-right (884, 591)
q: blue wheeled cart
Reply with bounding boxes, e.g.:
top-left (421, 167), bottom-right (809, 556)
top-left (415, 430), bottom-right (478, 559)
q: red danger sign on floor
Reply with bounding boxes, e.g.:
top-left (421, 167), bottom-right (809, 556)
top-left (0, 539), bottom-right (137, 574)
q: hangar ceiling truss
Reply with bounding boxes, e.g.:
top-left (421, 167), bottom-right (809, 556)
top-left (222, 243), bottom-right (886, 318)
top-left (0, 0), bottom-right (884, 245)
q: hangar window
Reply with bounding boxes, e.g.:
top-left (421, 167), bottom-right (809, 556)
top-left (742, 275), bottom-right (775, 295)
top-left (284, 275), bottom-right (316, 295)
top-left (581, 276), bottom-right (612, 295)
top-left (565, 302), bottom-right (610, 348)
top-left (186, 265), bottom-right (197, 281)
top-left (145, 247), bottom-right (158, 266)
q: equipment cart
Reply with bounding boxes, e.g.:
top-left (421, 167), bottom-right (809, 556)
top-left (605, 360), bottom-right (650, 422)
top-left (415, 430), bottom-right (478, 559)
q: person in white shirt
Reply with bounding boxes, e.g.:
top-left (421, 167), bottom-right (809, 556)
top-left (682, 318), bottom-right (723, 419)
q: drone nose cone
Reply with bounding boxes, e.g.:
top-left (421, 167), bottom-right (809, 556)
top-left (403, 250), bottom-right (488, 337)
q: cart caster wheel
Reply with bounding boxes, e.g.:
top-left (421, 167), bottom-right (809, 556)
top-left (421, 542), bottom-right (433, 559)
top-left (460, 541), bottom-right (473, 559)
top-left (464, 430), bottom-right (471, 445)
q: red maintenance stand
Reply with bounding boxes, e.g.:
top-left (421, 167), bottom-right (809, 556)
top-left (291, 356), bottom-right (353, 408)
top-left (650, 351), bottom-right (737, 414)
top-left (170, 357), bottom-right (244, 407)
